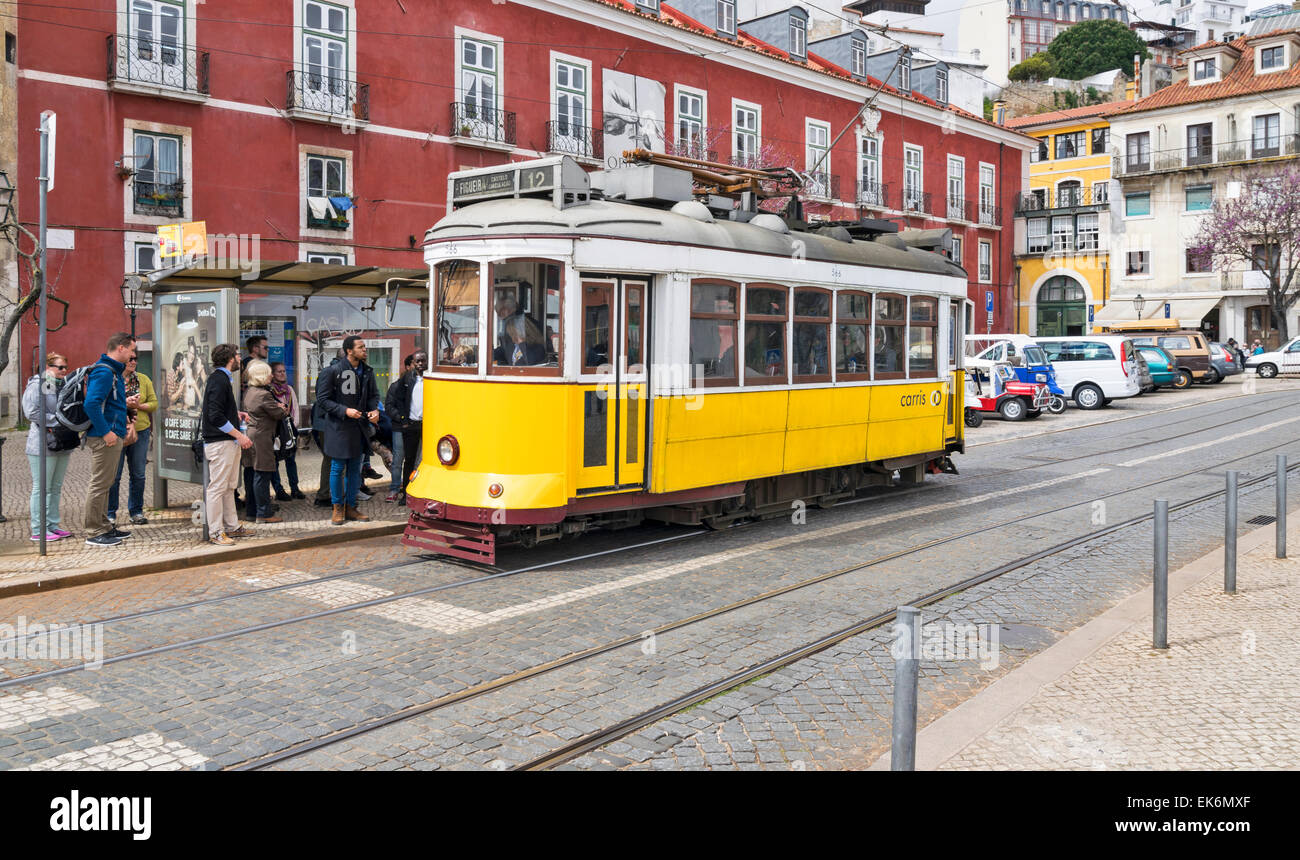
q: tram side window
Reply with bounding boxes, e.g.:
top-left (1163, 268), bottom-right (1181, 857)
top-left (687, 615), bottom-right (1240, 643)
top-left (582, 282), bottom-right (612, 373)
top-left (793, 288), bottom-right (830, 381)
top-left (435, 260), bottom-right (480, 370)
top-left (745, 285), bottom-right (788, 384)
top-left (490, 261), bottom-right (563, 374)
top-left (690, 282), bottom-right (738, 385)
top-left (836, 291), bottom-right (870, 379)
top-left (909, 297), bottom-right (938, 377)
top-left (874, 294), bottom-right (906, 379)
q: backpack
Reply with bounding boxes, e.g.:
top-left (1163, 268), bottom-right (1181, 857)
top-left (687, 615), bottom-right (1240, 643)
top-left (56, 360), bottom-right (120, 433)
top-left (272, 416), bottom-right (296, 459)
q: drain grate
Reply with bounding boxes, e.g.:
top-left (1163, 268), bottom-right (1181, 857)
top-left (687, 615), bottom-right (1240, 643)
top-left (1247, 515), bottom-right (1277, 526)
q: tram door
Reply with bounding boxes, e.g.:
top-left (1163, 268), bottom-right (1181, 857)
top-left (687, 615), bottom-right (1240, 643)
top-left (577, 278), bottom-right (649, 494)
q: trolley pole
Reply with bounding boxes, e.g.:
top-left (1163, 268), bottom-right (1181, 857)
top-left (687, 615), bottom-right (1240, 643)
top-left (1153, 499), bottom-right (1169, 650)
top-left (1276, 455), bottom-right (1287, 560)
top-left (891, 605), bottom-right (921, 771)
top-left (35, 115), bottom-right (52, 556)
top-left (1225, 470), bottom-right (1238, 595)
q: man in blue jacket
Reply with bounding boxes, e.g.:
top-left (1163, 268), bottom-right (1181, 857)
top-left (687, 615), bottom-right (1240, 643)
top-left (84, 332), bottom-right (138, 547)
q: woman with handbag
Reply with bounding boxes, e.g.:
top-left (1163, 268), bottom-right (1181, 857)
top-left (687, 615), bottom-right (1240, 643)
top-left (268, 362), bottom-right (305, 500)
top-left (22, 353), bottom-right (77, 542)
top-left (240, 360), bottom-right (288, 523)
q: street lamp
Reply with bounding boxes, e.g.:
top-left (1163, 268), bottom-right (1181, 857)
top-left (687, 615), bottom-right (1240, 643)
top-left (120, 273), bottom-right (147, 338)
top-left (1133, 292), bottom-right (1146, 318)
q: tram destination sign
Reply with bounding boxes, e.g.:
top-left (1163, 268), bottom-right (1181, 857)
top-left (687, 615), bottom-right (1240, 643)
top-left (448, 156), bottom-right (591, 210)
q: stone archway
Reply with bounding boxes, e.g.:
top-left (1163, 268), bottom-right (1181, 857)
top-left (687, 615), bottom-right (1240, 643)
top-left (1034, 275), bottom-right (1089, 336)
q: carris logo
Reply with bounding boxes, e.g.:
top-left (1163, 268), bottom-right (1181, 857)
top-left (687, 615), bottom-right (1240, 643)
top-left (899, 390), bottom-right (940, 408)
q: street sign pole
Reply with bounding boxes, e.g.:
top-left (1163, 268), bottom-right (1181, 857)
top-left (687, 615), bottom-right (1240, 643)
top-left (36, 113), bottom-right (53, 556)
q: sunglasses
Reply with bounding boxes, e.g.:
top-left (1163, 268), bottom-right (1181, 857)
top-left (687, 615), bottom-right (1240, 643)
top-left (52, 365), bottom-right (67, 370)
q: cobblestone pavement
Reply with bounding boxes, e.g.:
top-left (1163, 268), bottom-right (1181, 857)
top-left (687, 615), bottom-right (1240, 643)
top-left (0, 435), bottom-right (405, 580)
top-left (0, 380), bottom-right (1297, 770)
top-left (933, 527), bottom-right (1300, 770)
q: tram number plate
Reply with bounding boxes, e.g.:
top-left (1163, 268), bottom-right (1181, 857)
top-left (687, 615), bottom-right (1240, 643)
top-left (454, 170), bottom-right (516, 199)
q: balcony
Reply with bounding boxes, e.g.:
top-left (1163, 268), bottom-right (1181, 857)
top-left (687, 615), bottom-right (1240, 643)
top-left (665, 138), bottom-right (719, 163)
top-left (1015, 186), bottom-right (1107, 212)
top-left (902, 190), bottom-right (931, 215)
top-left (286, 68), bottom-right (369, 126)
top-left (133, 179), bottom-right (184, 217)
top-left (1114, 136), bottom-right (1300, 177)
top-left (451, 102), bottom-right (516, 149)
top-left (946, 194), bottom-right (967, 221)
top-left (546, 120), bottom-right (602, 162)
top-left (107, 34), bottom-right (209, 102)
top-left (856, 180), bottom-right (889, 209)
top-left (802, 171), bottom-right (840, 201)
top-left (978, 204), bottom-right (1002, 227)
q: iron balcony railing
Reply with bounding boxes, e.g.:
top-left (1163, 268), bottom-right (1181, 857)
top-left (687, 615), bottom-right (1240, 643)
top-left (1015, 186), bottom-right (1107, 212)
top-left (286, 68), bottom-right (369, 121)
top-left (728, 153), bottom-right (765, 169)
top-left (978, 203), bottom-right (1002, 227)
top-left (133, 179), bottom-right (184, 217)
top-left (856, 180), bottom-right (888, 209)
top-left (903, 189), bottom-right (931, 215)
top-left (802, 171), bottom-right (840, 200)
top-left (451, 102), bottom-right (517, 146)
top-left (666, 138), bottom-right (719, 162)
top-left (546, 120), bottom-right (602, 160)
top-left (1113, 135), bottom-right (1300, 176)
top-left (946, 194), bottom-right (966, 220)
top-left (107, 34), bottom-right (209, 94)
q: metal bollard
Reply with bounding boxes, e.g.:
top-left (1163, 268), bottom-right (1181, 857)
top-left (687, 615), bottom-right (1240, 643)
top-left (0, 436), bottom-right (7, 523)
top-left (1277, 454), bottom-right (1287, 560)
top-left (891, 605), bottom-right (921, 771)
top-left (1154, 499), bottom-right (1169, 650)
top-left (1225, 471), bottom-right (1238, 595)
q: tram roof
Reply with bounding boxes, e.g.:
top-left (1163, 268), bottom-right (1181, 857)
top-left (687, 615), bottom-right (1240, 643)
top-left (424, 197), bottom-right (967, 280)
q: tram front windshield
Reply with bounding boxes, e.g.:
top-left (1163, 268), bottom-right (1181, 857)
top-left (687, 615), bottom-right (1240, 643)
top-left (435, 260), bottom-right (562, 371)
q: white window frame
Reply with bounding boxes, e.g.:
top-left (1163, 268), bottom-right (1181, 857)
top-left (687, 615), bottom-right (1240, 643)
top-left (852, 40), bottom-right (865, 76)
top-left (1027, 217), bottom-right (1049, 254)
top-left (299, 143), bottom-right (354, 240)
top-left (936, 68), bottom-right (948, 103)
top-left (858, 131), bottom-right (882, 205)
top-left (951, 235), bottom-right (963, 267)
top-left (733, 98), bottom-right (761, 167)
top-left (904, 144), bottom-right (924, 211)
top-left (299, 242), bottom-right (351, 264)
top-left (1076, 212), bottom-right (1099, 251)
top-left (550, 51), bottom-right (592, 156)
top-left (291, 0), bottom-right (357, 117)
top-left (1258, 43), bottom-right (1286, 73)
top-left (805, 118), bottom-right (832, 198)
top-left (1051, 215), bottom-right (1074, 253)
top-left (1092, 180), bottom-right (1109, 203)
top-left (122, 119), bottom-right (192, 226)
top-left (675, 84), bottom-right (707, 158)
top-left (455, 26), bottom-right (504, 133)
top-left (716, 0), bottom-right (736, 36)
top-left (947, 155), bottom-right (965, 220)
top-left (790, 16), bottom-right (807, 58)
top-left (977, 240), bottom-right (992, 283)
top-left (898, 54), bottom-right (911, 92)
top-left (978, 163), bottom-right (996, 225)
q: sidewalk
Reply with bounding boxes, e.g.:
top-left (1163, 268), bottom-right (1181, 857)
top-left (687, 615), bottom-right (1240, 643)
top-left (877, 518), bottom-right (1300, 770)
top-left (0, 430), bottom-right (406, 591)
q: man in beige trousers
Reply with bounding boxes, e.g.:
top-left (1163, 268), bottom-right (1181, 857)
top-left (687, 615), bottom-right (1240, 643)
top-left (200, 343), bottom-right (253, 545)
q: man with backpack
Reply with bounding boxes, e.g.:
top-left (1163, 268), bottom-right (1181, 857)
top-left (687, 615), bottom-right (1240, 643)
top-left (82, 332), bottom-right (138, 547)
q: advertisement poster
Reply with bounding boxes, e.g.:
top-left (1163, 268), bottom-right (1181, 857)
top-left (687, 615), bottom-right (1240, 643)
top-left (154, 291), bottom-right (235, 483)
top-left (601, 69), bottom-right (666, 162)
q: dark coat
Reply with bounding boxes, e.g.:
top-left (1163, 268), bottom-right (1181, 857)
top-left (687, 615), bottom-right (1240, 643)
top-left (315, 356), bottom-right (379, 460)
top-left (200, 368), bottom-right (240, 443)
top-left (240, 385), bottom-right (287, 471)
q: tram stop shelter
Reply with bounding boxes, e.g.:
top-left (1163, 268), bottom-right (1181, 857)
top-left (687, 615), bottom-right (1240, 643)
top-left (137, 259), bottom-right (429, 506)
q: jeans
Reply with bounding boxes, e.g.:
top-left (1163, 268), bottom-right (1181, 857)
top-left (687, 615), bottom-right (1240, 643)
top-left (388, 432), bottom-right (405, 491)
top-left (108, 427), bottom-right (151, 519)
top-left (329, 456), bottom-right (363, 506)
top-left (28, 451), bottom-right (71, 535)
top-left (252, 470), bottom-right (274, 518)
top-left (272, 450), bottom-right (301, 496)
top-left (244, 466), bottom-right (258, 518)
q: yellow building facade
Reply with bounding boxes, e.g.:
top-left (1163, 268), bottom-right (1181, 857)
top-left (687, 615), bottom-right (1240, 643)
top-left (1007, 101), bottom-right (1127, 335)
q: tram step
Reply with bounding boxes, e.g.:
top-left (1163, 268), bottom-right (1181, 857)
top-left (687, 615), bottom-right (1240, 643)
top-left (402, 519), bottom-right (496, 565)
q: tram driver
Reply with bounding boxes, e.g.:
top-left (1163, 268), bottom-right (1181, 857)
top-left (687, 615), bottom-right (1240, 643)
top-left (500, 316), bottom-right (547, 366)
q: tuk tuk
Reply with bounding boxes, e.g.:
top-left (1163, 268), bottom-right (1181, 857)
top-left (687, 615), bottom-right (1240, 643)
top-left (964, 362), bottom-right (1051, 426)
top-left (965, 335), bottom-right (1067, 414)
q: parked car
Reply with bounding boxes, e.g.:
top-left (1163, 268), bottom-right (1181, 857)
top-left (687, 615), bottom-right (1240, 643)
top-left (1208, 342), bottom-right (1243, 381)
top-left (1136, 345), bottom-right (1181, 389)
top-left (1245, 336), bottom-right (1300, 377)
top-left (1034, 336), bottom-right (1142, 409)
top-left (1125, 330), bottom-right (1212, 387)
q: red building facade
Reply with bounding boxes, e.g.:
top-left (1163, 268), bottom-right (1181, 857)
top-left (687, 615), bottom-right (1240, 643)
top-left (13, 0), bottom-right (1032, 397)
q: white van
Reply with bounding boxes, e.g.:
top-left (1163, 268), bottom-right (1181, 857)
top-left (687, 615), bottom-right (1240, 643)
top-left (1033, 336), bottom-right (1141, 409)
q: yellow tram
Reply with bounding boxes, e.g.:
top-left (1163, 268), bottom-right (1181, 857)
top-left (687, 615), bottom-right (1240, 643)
top-left (403, 156), bottom-right (968, 563)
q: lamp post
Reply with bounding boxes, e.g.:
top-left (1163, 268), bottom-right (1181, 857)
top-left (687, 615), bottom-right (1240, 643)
top-left (1133, 292), bottom-right (1146, 318)
top-left (120, 273), bottom-right (146, 338)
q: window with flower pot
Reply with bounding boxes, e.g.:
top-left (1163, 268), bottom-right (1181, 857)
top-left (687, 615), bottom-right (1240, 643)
top-left (306, 153), bottom-right (349, 229)
top-left (132, 131), bottom-right (183, 216)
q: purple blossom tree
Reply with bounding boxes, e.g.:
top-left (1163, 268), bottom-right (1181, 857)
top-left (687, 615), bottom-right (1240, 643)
top-left (1189, 163), bottom-right (1300, 342)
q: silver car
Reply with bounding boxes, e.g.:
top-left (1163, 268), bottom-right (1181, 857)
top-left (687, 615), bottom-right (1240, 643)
top-left (1208, 342), bottom-right (1243, 382)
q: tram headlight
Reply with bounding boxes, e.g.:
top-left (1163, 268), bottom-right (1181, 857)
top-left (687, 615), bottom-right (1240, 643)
top-left (437, 435), bottom-right (460, 466)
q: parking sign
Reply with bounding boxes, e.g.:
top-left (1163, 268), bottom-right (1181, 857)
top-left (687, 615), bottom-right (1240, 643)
top-left (985, 290), bottom-right (994, 313)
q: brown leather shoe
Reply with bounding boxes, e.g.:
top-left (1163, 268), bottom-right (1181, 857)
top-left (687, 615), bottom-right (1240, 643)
top-left (331, 504), bottom-right (345, 526)
top-left (256, 515), bottom-right (284, 524)
top-left (344, 505), bottom-right (370, 522)
top-left (226, 524), bottom-right (255, 538)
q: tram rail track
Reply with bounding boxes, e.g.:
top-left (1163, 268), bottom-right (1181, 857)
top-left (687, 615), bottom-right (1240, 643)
top-left (230, 438), bottom-right (1300, 770)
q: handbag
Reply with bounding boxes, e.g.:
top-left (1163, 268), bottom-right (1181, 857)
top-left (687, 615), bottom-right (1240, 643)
top-left (273, 417), bottom-right (296, 459)
top-left (47, 425), bottom-right (82, 453)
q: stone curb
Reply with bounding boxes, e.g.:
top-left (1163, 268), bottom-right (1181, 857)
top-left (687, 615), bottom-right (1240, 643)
top-left (867, 513), bottom-right (1293, 771)
top-left (0, 521), bottom-right (406, 599)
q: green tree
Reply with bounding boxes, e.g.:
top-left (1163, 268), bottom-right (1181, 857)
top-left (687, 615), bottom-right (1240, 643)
top-left (1008, 53), bottom-right (1056, 82)
top-left (1046, 20), bottom-right (1150, 80)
